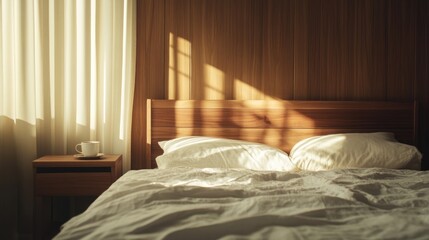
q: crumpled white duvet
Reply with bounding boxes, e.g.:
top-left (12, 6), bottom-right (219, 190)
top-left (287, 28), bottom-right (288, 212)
top-left (54, 168), bottom-right (429, 240)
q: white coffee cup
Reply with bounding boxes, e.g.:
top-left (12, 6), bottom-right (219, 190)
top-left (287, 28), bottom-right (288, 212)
top-left (75, 141), bottom-right (100, 157)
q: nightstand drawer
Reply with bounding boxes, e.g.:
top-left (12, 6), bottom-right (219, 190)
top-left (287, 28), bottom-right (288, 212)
top-left (35, 172), bottom-right (113, 196)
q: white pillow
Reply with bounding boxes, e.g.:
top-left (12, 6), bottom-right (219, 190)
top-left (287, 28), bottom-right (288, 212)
top-left (289, 132), bottom-right (422, 171)
top-left (156, 136), bottom-right (296, 171)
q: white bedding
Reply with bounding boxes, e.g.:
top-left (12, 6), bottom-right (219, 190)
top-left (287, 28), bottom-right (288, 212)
top-left (54, 168), bottom-right (429, 240)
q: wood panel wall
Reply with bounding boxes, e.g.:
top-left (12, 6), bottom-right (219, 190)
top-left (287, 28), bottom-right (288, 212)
top-left (132, 0), bottom-right (429, 170)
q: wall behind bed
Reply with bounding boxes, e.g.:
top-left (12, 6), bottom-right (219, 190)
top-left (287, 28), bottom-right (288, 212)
top-left (132, 0), bottom-right (429, 170)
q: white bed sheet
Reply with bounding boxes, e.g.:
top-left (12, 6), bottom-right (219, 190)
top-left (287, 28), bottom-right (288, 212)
top-left (54, 167), bottom-right (429, 240)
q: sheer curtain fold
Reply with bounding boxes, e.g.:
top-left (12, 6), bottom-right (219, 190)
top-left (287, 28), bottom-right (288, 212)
top-left (0, 0), bottom-right (136, 237)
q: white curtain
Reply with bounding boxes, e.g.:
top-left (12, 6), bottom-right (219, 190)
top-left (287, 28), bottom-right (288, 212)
top-left (0, 0), bottom-right (136, 238)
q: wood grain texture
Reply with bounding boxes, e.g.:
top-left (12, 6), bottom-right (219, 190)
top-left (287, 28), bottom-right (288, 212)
top-left (147, 99), bottom-right (417, 168)
top-left (353, 0), bottom-right (374, 99)
top-left (416, 0), bottom-right (429, 169)
top-left (166, 0), bottom-right (191, 99)
top-left (35, 173), bottom-right (112, 196)
top-left (386, 0), bottom-right (416, 100)
top-left (132, 0), bottom-right (165, 169)
top-left (133, 0), bottom-right (428, 169)
top-left (190, 0), bottom-right (235, 99)
top-left (294, 0), bottom-right (307, 99)
top-left (262, 0), bottom-right (295, 99)
top-left (371, 0), bottom-right (387, 100)
top-left (307, 0), bottom-right (321, 99)
top-left (231, 0), bottom-right (264, 100)
top-left (315, 0), bottom-right (390, 100)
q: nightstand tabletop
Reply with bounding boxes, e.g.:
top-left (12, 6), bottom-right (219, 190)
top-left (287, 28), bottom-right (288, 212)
top-left (33, 155), bottom-right (122, 167)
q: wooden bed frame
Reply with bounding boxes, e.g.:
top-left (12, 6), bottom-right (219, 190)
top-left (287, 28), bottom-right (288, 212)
top-left (146, 100), bottom-right (417, 169)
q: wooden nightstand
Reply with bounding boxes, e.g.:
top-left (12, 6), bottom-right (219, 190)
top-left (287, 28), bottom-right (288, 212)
top-left (33, 154), bottom-right (122, 240)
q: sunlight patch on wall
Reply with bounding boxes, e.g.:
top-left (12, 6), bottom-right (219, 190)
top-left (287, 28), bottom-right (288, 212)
top-left (168, 33), bottom-right (191, 99)
top-left (204, 64), bottom-right (224, 99)
top-left (234, 78), bottom-right (263, 99)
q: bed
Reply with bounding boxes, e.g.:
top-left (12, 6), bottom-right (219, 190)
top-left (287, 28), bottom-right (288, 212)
top-left (54, 100), bottom-right (428, 240)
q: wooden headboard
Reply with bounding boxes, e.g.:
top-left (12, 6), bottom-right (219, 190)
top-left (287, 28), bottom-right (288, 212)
top-left (146, 100), bottom-right (417, 169)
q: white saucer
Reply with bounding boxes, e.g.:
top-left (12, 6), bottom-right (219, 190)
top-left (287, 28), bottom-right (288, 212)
top-left (74, 153), bottom-right (104, 159)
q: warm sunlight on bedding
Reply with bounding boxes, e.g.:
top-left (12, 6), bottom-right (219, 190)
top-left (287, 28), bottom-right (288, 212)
top-left (153, 168), bottom-right (253, 188)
